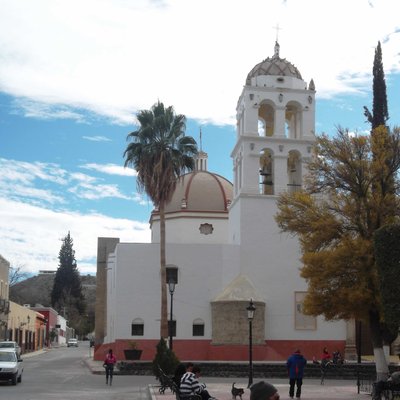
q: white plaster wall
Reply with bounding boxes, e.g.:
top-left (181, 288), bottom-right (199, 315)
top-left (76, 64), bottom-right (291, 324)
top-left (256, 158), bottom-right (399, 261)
top-left (151, 214), bottom-right (229, 244)
top-left (251, 75), bottom-right (307, 90)
top-left (57, 315), bottom-right (67, 344)
top-left (106, 252), bottom-right (117, 343)
top-left (229, 194), bottom-right (346, 340)
top-left (106, 233), bottom-right (345, 344)
top-left (106, 242), bottom-right (242, 341)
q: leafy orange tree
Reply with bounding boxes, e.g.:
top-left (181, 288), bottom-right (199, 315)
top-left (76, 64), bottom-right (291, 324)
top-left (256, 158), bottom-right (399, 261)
top-left (275, 126), bottom-right (400, 378)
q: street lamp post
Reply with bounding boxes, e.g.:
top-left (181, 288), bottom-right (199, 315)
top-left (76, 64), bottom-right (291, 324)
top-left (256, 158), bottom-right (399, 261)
top-left (247, 299), bottom-right (256, 388)
top-left (168, 279), bottom-right (176, 350)
top-left (356, 320), bottom-right (362, 393)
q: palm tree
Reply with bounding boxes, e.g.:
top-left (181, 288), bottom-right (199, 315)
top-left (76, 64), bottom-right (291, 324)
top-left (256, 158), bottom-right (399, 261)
top-left (124, 101), bottom-right (198, 339)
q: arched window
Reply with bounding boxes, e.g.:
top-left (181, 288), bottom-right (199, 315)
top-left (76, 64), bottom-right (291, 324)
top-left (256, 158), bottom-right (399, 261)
top-left (192, 318), bottom-right (205, 336)
top-left (131, 318), bottom-right (144, 336)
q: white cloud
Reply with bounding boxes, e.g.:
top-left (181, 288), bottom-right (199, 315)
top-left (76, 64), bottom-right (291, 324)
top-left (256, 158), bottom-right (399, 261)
top-left (68, 181), bottom-right (132, 200)
top-left (1, 0), bottom-right (399, 125)
top-left (0, 158), bottom-right (68, 185)
top-left (0, 157), bottom-right (150, 273)
top-left (0, 198), bottom-right (151, 275)
top-left (81, 163), bottom-right (137, 176)
top-left (0, 158), bottom-right (141, 205)
top-left (82, 136), bottom-right (112, 142)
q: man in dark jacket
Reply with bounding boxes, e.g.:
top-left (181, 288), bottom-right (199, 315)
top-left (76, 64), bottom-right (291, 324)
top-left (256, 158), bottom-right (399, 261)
top-left (286, 349), bottom-right (307, 399)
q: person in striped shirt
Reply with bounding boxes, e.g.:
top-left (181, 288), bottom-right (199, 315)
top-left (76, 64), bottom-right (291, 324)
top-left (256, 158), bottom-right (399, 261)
top-left (179, 364), bottom-right (216, 400)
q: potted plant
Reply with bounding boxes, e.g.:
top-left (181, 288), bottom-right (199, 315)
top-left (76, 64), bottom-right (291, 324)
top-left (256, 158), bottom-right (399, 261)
top-left (123, 341), bottom-right (142, 360)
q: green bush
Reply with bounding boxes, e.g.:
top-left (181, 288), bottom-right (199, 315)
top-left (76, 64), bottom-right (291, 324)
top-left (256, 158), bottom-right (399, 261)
top-left (152, 338), bottom-right (179, 379)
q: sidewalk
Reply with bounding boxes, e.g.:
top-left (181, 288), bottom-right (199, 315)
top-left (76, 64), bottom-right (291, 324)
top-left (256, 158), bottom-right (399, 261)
top-left (21, 348), bottom-right (48, 358)
top-left (149, 381), bottom-right (369, 400)
top-left (83, 355), bottom-right (106, 375)
top-left (82, 356), bottom-right (372, 399)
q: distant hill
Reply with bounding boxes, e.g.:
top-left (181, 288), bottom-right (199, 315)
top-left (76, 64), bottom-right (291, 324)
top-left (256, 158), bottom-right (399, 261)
top-left (10, 274), bottom-right (96, 313)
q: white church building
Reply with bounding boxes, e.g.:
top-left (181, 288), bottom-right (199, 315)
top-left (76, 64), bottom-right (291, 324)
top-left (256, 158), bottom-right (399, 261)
top-left (94, 42), bottom-right (357, 362)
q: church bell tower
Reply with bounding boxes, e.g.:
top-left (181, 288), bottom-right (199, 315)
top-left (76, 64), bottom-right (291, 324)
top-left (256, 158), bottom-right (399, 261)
top-left (229, 41), bottom-right (316, 246)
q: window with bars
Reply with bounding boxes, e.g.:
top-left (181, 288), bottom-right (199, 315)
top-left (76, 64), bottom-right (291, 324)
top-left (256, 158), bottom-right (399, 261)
top-left (131, 318), bottom-right (144, 336)
top-left (192, 319), bottom-right (205, 336)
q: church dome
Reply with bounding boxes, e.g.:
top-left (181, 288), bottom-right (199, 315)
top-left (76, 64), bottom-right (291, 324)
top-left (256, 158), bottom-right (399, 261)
top-left (246, 41), bottom-right (302, 85)
top-left (165, 170), bottom-right (233, 213)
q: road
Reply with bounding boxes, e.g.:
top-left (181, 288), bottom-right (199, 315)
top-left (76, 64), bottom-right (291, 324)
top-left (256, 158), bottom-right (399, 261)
top-left (0, 344), bottom-right (157, 400)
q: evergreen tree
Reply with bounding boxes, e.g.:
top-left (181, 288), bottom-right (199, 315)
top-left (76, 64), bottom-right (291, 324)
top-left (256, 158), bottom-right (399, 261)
top-left (152, 338), bottom-right (179, 379)
top-left (374, 224), bottom-right (400, 346)
top-left (363, 42), bottom-right (395, 349)
top-left (364, 41), bottom-right (389, 130)
top-left (51, 232), bottom-right (85, 324)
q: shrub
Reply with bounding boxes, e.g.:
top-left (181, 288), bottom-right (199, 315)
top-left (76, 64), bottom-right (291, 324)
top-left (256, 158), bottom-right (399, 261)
top-left (152, 338), bottom-right (179, 379)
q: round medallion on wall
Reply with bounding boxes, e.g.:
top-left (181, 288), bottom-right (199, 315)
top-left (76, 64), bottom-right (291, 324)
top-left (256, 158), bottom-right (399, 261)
top-left (199, 223), bottom-right (214, 235)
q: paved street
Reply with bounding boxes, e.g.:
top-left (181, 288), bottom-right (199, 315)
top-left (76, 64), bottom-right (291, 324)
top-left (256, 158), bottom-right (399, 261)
top-left (0, 343), bottom-right (376, 400)
top-left (0, 344), bottom-right (156, 400)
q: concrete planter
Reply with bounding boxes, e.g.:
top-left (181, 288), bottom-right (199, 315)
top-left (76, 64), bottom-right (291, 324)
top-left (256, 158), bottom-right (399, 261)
top-left (123, 349), bottom-right (142, 360)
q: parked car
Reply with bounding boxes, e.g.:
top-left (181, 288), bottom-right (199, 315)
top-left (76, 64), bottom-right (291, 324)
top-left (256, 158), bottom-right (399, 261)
top-left (67, 338), bottom-right (78, 347)
top-left (0, 349), bottom-right (23, 385)
top-left (0, 341), bottom-right (21, 357)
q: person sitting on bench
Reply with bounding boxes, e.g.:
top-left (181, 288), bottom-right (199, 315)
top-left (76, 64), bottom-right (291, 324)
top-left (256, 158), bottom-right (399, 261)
top-left (373, 371), bottom-right (400, 399)
top-left (180, 364), bottom-right (216, 400)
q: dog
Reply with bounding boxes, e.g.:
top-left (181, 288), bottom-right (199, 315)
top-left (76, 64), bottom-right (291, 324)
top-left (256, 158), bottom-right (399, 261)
top-left (231, 382), bottom-right (245, 400)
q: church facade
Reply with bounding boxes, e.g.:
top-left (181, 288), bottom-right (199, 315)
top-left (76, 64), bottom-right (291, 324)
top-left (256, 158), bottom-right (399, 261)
top-left (94, 43), bottom-right (357, 362)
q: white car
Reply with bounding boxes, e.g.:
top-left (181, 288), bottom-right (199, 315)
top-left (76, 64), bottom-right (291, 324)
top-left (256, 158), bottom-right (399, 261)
top-left (0, 349), bottom-right (23, 385)
top-left (67, 338), bottom-right (78, 347)
top-left (0, 341), bottom-right (21, 357)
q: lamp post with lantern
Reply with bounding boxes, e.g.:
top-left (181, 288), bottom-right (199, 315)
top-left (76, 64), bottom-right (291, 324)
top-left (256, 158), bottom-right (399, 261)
top-left (247, 299), bottom-right (256, 388)
top-left (168, 278), bottom-right (176, 350)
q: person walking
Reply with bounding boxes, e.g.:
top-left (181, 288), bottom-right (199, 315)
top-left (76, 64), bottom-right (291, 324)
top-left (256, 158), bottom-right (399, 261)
top-left (321, 347), bottom-right (331, 365)
top-left (286, 349), bottom-right (307, 399)
top-left (103, 348), bottom-right (117, 386)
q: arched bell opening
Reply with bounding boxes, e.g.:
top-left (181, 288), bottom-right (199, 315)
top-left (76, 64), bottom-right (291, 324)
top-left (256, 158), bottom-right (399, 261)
top-left (259, 148), bottom-right (274, 195)
top-left (258, 103), bottom-right (274, 137)
top-left (287, 150), bottom-right (302, 193)
top-left (285, 101), bottom-right (302, 139)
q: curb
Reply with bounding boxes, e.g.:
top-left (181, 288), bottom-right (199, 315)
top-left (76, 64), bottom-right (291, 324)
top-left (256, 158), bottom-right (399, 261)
top-left (82, 357), bottom-right (104, 375)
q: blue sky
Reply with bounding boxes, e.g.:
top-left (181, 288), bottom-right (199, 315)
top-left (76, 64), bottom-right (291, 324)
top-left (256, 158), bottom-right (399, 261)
top-left (1, 0), bottom-right (400, 275)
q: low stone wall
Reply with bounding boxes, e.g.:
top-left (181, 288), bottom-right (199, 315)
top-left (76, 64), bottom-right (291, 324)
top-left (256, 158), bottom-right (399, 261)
top-left (116, 361), bottom-right (395, 380)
